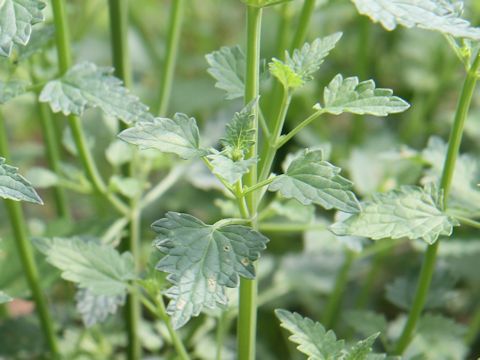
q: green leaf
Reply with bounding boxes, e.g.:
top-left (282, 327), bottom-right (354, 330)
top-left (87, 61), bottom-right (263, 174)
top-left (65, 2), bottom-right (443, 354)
top-left (208, 153), bottom-right (257, 184)
top-left (0, 158), bottom-right (43, 204)
top-left (0, 0), bottom-right (46, 57)
top-left (109, 175), bottom-right (142, 199)
top-left (105, 139), bottom-right (133, 166)
top-left (0, 291), bottom-right (12, 304)
top-left (269, 58), bottom-right (304, 89)
top-left (315, 74), bottom-right (410, 116)
top-left (118, 113), bottom-right (207, 160)
top-left (344, 310), bottom-right (388, 341)
top-left (331, 185), bottom-right (458, 244)
top-left (268, 199), bottom-right (316, 223)
top-left (0, 80), bottom-right (29, 104)
top-left (206, 45), bottom-right (245, 100)
top-left (15, 24), bottom-right (54, 61)
top-left (75, 288), bottom-right (125, 328)
top-left (352, 0), bottom-right (480, 40)
top-left (26, 167), bottom-right (59, 188)
top-left (39, 62), bottom-right (154, 124)
top-left (268, 149), bottom-right (361, 213)
top-left (34, 237), bottom-right (136, 296)
top-left (345, 333), bottom-right (380, 360)
top-left (152, 212), bottom-right (268, 328)
top-left (221, 99), bottom-right (257, 159)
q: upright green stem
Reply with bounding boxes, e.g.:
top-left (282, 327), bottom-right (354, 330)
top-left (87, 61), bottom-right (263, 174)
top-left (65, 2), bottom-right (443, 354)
top-left (108, 0), bottom-right (131, 88)
top-left (393, 53), bottom-right (480, 355)
top-left (0, 115), bottom-right (59, 358)
top-left (238, 6), bottom-right (262, 360)
top-left (155, 0), bottom-right (185, 116)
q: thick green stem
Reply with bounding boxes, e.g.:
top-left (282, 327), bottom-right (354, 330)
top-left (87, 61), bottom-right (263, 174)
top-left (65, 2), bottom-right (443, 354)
top-left (0, 115), bottom-right (59, 358)
top-left (393, 53), bottom-right (480, 355)
top-left (156, 0), bottom-right (185, 116)
top-left (322, 250), bottom-right (355, 329)
top-left (238, 6), bottom-right (262, 360)
top-left (108, 0), bottom-right (131, 88)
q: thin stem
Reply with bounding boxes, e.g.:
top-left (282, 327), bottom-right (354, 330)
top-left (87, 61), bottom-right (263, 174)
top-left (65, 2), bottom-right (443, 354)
top-left (290, 0), bottom-right (316, 51)
top-left (238, 6), bottom-right (262, 360)
top-left (155, 0), bottom-right (185, 116)
top-left (0, 115), bottom-right (59, 358)
top-left (452, 215), bottom-right (480, 230)
top-left (235, 181), bottom-right (250, 219)
top-left (242, 176), bottom-right (275, 196)
top-left (140, 165), bottom-right (188, 209)
top-left (216, 312), bottom-right (228, 360)
top-left (393, 53), bottom-right (480, 355)
top-left (322, 250), bottom-right (356, 329)
top-left (275, 110), bottom-right (323, 149)
top-left (108, 0), bottom-right (131, 88)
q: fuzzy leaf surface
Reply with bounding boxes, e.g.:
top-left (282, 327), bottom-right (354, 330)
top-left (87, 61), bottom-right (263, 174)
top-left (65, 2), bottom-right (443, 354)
top-left (331, 185), bottom-right (457, 244)
top-left (34, 237), bottom-right (136, 296)
top-left (118, 113), bottom-right (206, 159)
top-left (208, 153), bottom-right (257, 184)
top-left (16, 24), bottom-right (54, 61)
top-left (352, 0), bottom-right (480, 40)
top-left (152, 212), bottom-right (268, 328)
top-left (0, 0), bottom-right (45, 57)
top-left (0, 80), bottom-right (28, 104)
top-left (345, 333), bottom-right (380, 360)
top-left (39, 62), bottom-right (153, 124)
top-left (0, 158), bottom-right (42, 204)
top-left (315, 74), bottom-right (410, 116)
top-left (269, 150), bottom-right (361, 213)
top-left (0, 291), bottom-right (12, 304)
top-left (75, 288), bottom-right (125, 327)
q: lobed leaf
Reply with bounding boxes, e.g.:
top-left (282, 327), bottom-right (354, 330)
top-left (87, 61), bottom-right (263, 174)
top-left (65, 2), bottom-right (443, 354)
top-left (34, 237), bottom-right (136, 296)
top-left (208, 153), bottom-right (257, 184)
top-left (39, 62), bottom-right (154, 124)
top-left (269, 149), bottom-right (361, 213)
top-left (331, 185), bottom-right (458, 244)
top-left (0, 158), bottom-right (42, 204)
top-left (75, 288), bottom-right (125, 328)
top-left (315, 74), bottom-right (410, 116)
top-left (118, 113), bottom-right (207, 160)
top-left (0, 0), bottom-right (45, 57)
top-left (152, 212), bottom-right (268, 328)
top-left (269, 59), bottom-right (304, 89)
top-left (0, 80), bottom-right (29, 104)
top-left (351, 0), bottom-right (480, 40)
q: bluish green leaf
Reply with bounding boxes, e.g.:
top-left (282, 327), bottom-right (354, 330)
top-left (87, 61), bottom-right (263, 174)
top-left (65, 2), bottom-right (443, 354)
top-left (118, 113), bottom-right (207, 160)
top-left (0, 80), bottom-right (29, 104)
top-left (39, 62), bottom-right (154, 124)
top-left (269, 149), bottom-right (361, 213)
top-left (75, 288), bottom-right (125, 327)
top-left (331, 185), bottom-right (458, 244)
top-left (315, 74), bottom-right (410, 116)
top-left (0, 0), bottom-right (45, 57)
top-left (152, 212), bottom-right (268, 328)
top-left (15, 24), bottom-right (54, 61)
top-left (208, 153), bottom-right (257, 184)
top-left (0, 291), bottom-right (12, 304)
top-left (0, 158), bottom-right (42, 204)
top-left (352, 0), bottom-right (480, 40)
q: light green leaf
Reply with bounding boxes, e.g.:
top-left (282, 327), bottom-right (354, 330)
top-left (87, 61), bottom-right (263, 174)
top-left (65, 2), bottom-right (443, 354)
top-left (105, 139), bottom-right (133, 166)
top-left (352, 0), bottom-right (480, 40)
top-left (118, 113), bottom-right (207, 160)
top-left (206, 45), bottom-right (245, 100)
top-left (0, 291), bottom-right (12, 304)
top-left (16, 24), bottom-right (54, 61)
top-left (39, 62), bottom-right (154, 124)
top-left (345, 333), bottom-right (380, 360)
top-left (0, 158), bottom-right (42, 204)
top-left (0, 0), bottom-right (45, 57)
top-left (34, 237), bottom-right (136, 296)
top-left (269, 58), bottom-right (304, 89)
top-left (75, 288), bottom-right (125, 328)
top-left (208, 153), bottom-right (257, 184)
top-left (0, 80), bottom-right (29, 104)
top-left (26, 167), bottom-right (58, 188)
top-left (331, 185), bottom-right (458, 244)
top-left (269, 149), bottom-right (361, 213)
top-left (268, 199), bottom-right (316, 223)
top-left (315, 74), bottom-right (410, 116)
top-left (153, 212), bottom-right (268, 328)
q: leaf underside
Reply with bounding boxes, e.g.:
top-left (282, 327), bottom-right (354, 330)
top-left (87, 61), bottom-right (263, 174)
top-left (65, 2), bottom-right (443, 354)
top-left (75, 288), bottom-right (125, 328)
top-left (0, 157), bottom-right (43, 204)
top-left (0, 80), bottom-right (29, 104)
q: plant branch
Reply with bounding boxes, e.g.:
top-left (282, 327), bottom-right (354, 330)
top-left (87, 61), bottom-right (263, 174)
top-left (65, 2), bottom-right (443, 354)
top-left (275, 110), bottom-right (323, 149)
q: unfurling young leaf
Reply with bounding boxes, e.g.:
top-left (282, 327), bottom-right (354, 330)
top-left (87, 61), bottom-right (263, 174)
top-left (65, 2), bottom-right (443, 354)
top-left (39, 62), bottom-right (154, 124)
top-left (269, 59), bottom-right (304, 90)
top-left (351, 0), bottom-right (480, 40)
top-left (75, 288), bottom-right (126, 328)
top-left (0, 291), bottom-right (12, 304)
top-left (206, 45), bottom-right (245, 100)
top-left (275, 309), bottom-right (381, 360)
top-left (268, 149), bottom-right (361, 213)
top-left (0, 81), bottom-right (29, 104)
top-left (331, 185), bottom-right (458, 244)
top-left (0, 0), bottom-right (46, 57)
top-left (118, 113), bottom-right (207, 160)
top-left (0, 158), bottom-right (43, 204)
top-left (208, 153), bottom-right (258, 184)
top-left (34, 237), bottom-right (136, 296)
top-left (315, 74), bottom-right (410, 116)
top-left (152, 212), bottom-right (268, 328)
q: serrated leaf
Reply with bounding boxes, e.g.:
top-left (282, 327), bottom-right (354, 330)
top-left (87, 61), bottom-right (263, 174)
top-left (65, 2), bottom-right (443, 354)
top-left (208, 153), bottom-right (257, 184)
top-left (345, 333), bottom-right (380, 360)
top-left (118, 113), bottom-right (206, 160)
top-left (0, 158), bottom-right (43, 204)
top-left (75, 288), bottom-right (125, 327)
top-left (39, 62), bottom-right (154, 124)
top-left (152, 212), bottom-right (268, 328)
top-left (34, 237), bottom-right (136, 296)
top-left (269, 58), bottom-right (304, 89)
top-left (315, 74), bottom-right (410, 116)
top-left (0, 291), bottom-right (12, 304)
top-left (206, 45), bottom-right (245, 100)
top-left (331, 185), bottom-right (457, 244)
top-left (268, 149), bottom-right (361, 213)
top-left (275, 309), bottom-right (345, 360)
top-left (0, 0), bottom-right (46, 57)
top-left (352, 0), bottom-right (480, 40)
top-left (0, 80), bottom-right (29, 104)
